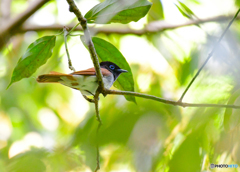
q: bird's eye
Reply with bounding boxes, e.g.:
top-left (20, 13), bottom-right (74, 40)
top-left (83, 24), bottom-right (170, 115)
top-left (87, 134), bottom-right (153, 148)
top-left (109, 65), bottom-right (115, 70)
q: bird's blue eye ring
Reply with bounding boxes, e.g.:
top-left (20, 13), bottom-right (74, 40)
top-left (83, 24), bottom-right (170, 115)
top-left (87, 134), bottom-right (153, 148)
top-left (109, 65), bottom-right (115, 70)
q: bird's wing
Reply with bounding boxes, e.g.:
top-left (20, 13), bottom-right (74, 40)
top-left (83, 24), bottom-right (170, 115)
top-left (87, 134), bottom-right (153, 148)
top-left (71, 67), bottom-right (111, 76)
top-left (49, 71), bottom-right (66, 75)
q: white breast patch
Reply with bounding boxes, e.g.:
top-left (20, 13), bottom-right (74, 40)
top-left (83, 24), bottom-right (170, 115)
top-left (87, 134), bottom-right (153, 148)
top-left (59, 74), bottom-right (114, 95)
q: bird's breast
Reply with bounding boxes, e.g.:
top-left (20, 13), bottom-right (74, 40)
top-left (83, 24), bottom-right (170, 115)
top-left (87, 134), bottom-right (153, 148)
top-left (58, 74), bottom-right (114, 95)
top-left (102, 74), bottom-right (114, 89)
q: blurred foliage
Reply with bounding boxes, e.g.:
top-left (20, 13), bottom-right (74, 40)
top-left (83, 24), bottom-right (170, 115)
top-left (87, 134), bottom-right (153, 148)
top-left (1, 0), bottom-right (240, 172)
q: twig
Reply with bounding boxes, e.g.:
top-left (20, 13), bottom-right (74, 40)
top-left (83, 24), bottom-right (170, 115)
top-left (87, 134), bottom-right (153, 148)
top-left (94, 120), bottom-right (102, 172)
top-left (63, 26), bottom-right (76, 72)
top-left (94, 144), bottom-right (100, 172)
top-left (66, 0), bottom-right (104, 91)
top-left (94, 88), bottom-right (102, 124)
top-left (178, 8), bottom-right (240, 102)
top-left (82, 95), bottom-right (95, 103)
top-left (105, 89), bottom-right (240, 109)
top-left (94, 88), bottom-right (102, 172)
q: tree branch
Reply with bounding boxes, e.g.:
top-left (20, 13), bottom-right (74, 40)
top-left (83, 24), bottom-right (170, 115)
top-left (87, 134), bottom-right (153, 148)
top-left (0, 0), bottom-right (49, 50)
top-left (65, 1), bottom-right (104, 171)
top-left (105, 89), bottom-right (240, 109)
top-left (17, 14), bottom-right (240, 35)
top-left (94, 88), bottom-right (102, 172)
top-left (94, 88), bottom-right (102, 125)
top-left (178, 8), bottom-right (240, 102)
top-left (66, 0), bottom-right (104, 91)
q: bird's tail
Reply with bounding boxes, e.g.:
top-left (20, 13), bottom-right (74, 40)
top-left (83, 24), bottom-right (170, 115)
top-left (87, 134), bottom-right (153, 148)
top-left (37, 71), bottom-right (66, 83)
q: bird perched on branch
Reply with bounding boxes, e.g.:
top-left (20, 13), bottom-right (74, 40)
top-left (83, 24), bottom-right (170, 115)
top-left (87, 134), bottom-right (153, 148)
top-left (37, 61), bottom-right (127, 96)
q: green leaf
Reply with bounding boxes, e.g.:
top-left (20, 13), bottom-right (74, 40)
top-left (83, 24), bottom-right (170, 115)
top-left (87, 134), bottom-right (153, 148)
top-left (169, 132), bottom-right (201, 172)
top-left (93, 37), bottom-right (135, 102)
top-left (176, 1), bottom-right (196, 19)
top-left (178, 1), bottom-right (195, 17)
top-left (236, 0), bottom-right (240, 7)
top-left (8, 36), bottom-right (56, 88)
top-left (147, 0), bottom-right (164, 22)
top-left (81, 36), bottom-right (135, 102)
top-left (84, 0), bottom-right (152, 24)
top-left (175, 4), bottom-right (191, 19)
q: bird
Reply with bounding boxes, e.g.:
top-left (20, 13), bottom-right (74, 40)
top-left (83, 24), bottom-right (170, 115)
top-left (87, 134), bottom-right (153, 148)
top-left (37, 61), bottom-right (128, 96)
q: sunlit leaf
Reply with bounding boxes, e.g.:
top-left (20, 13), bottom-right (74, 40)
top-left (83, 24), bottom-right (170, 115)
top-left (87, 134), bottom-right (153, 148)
top-left (169, 132), bottom-right (201, 172)
top-left (81, 36), bottom-right (136, 102)
top-left (148, 0), bottom-right (164, 22)
top-left (175, 1), bottom-right (196, 19)
top-left (7, 149), bottom-right (47, 172)
top-left (176, 50), bottom-right (199, 85)
top-left (8, 36), bottom-right (56, 88)
top-left (236, 0), bottom-right (240, 7)
top-left (178, 1), bottom-right (195, 17)
top-left (175, 4), bottom-right (191, 19)
top-left (84, 0), bottom-right (152, 24)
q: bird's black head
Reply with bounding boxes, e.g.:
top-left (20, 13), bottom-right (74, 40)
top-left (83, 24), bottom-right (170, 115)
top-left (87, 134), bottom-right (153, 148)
top-left (100, 61), bottom-right (128, 80)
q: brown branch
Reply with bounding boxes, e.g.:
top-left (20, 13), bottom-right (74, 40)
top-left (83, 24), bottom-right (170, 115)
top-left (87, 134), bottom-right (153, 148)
top-left (178, 8), bottom-right (240, 102)
top-left (66, 0), bottom-right (104, 92)
top-left (82, 95), bottom-right (95, 103)
top-left (94, 144), bottom-right (100, 172)
top-left (94, 88), bottom-right (102, 172)
top-left (105, 89), bottom-right (240, 109)
top-left (17, 14), bottom-right (240, 35)
top-left (65, 2), bottom-right (104, 171)
top-left (0, 0), bottom-right (49, 50)
top-left (94, 88), bottom-right (102, 125)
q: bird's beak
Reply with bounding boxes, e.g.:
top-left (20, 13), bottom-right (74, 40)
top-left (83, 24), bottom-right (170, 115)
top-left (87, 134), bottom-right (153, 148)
top-left (116, 69), bottom-right (128, 73)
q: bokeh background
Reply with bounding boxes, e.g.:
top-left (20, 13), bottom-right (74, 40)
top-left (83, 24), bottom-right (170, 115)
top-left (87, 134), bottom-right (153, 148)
top-left (1, 0), bottom-right (240, 171)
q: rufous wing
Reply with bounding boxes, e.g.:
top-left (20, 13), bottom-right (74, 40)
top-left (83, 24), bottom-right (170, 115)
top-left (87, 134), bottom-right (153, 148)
top-left (71, 67), bottom-right (111, 76)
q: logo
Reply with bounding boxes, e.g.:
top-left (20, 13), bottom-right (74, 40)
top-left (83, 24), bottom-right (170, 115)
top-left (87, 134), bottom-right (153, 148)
top-left (210, 164), bottom-right (215, 169)
top-left (210, 164), bottom-right (238, 169)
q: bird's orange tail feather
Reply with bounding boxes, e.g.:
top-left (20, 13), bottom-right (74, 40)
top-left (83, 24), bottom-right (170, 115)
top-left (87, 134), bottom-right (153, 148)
top-left (37, 71), bottom-right (67, 83)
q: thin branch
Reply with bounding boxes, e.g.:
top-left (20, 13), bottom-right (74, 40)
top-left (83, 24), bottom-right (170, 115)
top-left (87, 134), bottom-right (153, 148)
top-left (18, 14), bottom-right (240, 35)
top-left (66, 0), bottom-right (104, 91)
top-left (105, 89), bottom-right (240, 109)
top-left (178, 8), bottom-right (240, 102)
top-left (63, 26), bottom-right (76, 72)
top-left (0, 0), bottom-right (49, 50)
top-left (94, 144), bottom-right (100, 172)
top-left (94, 88), bottom-right (102, 172)
top-left (82, 95), bottom-right (95, 103)
top-left (94, 88), bottom-right (102, 125)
